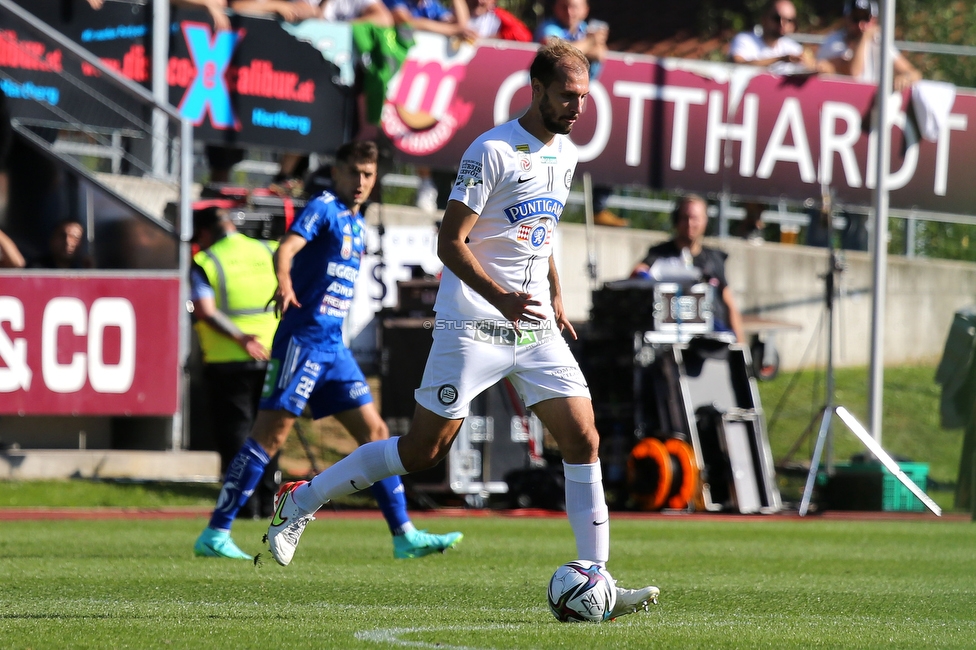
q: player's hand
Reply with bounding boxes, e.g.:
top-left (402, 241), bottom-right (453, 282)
top-left (240, 334), bottom-right (270, 361)
top-left (552, 295), bottom-right (577, 340)
top-left (495, 292), bottom-right (544, 334)
top-left (272, 285), bottom-right (301, 317)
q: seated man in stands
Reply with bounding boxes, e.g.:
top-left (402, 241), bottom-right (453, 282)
top-left (631, 195), bottom-right (744, 343)
top-left (28, 219), bottom-right (92, 270)
top-left (728, 0), bottom-right (818, 73)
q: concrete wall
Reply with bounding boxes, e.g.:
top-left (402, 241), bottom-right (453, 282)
top-left (374, 205), bottom-right (976, 370)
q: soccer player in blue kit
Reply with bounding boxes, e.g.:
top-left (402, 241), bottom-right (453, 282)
top-left (194, 140), bottom-right (462, 561)
top-left (263, 43), bottom-right (659, 620)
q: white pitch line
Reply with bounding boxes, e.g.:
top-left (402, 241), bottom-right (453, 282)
top-left (355, 624), bottom-right (523, 650)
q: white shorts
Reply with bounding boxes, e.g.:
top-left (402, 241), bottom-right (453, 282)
top-left (414, 320), bottom-right (591, 419)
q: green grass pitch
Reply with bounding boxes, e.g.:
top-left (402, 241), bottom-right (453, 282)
top-left (1, 513), bottom-right (975, 649)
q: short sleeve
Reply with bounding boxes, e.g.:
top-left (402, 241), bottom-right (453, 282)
top-left (728, 32), bottom-right (759, 60)
top-left (290, 194), bottom-right (336, 242)
top-left (189, 264), bottom-right (214, 302)
top-left (449, 140), bottom-right (499, 215)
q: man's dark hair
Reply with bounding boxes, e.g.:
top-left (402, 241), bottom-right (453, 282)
top-left (529, 40), bottom-right (589, 89)
top-left (335, 140), bottom-right (379, 166)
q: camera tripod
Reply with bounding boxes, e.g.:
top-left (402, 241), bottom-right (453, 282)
top-left (793, 187), bottom-right (940, 516)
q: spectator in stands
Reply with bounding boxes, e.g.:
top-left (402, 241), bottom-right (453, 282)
top-left (0, 228), bottom-right (24, 268)
top-left (728, 0), bottom-right (817, 73)
top-left (465, 0), bottom-right (531, 41)
top-left (631, 195), bottom-right (744, 343)
top-left (816, 0), bottom-right (921, 91)
top-left (28, 219), bottom-right (92, 269)
top-left (384, 0), bottom-right (474, 40)
top-left (190, 203), bottom-right (281, 520)
top-left (535, 0), bottom-right (607, 79)
top-left (535, 0), bottom-right (621, 227)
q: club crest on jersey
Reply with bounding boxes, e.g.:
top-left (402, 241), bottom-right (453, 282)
top-left (438, 384), bottom-right (458, 405)
top-left (518, 152), bottom-right (532, 172)
top-left (503, 198), bottom-right (564, 224)
top-left (340, 235), bottom-right (352, 259)
top-left (517, 221), bottom-right (551, 250)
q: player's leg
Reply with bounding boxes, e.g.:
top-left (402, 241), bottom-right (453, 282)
top-left (515, 339), bottom-right (659, 616)
top-left (330, 403), bottom-right (463, 558)
top-left (196, 337), bottom-right (316, 559)
top-left (195, 409), bottom-right (295, 560)
top-left (529, 396), bottom-right (608, 563)
top-left (267, 328), bottom-right (497, 566)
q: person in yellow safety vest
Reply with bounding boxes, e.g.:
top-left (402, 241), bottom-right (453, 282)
top-left (190, 203), bottom-right (281, 519)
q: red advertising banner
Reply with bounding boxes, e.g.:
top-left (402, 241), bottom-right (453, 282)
top-left (0, 274), bottom-right (180, 416)
top-left (379, 38), bottom-right (976, 215)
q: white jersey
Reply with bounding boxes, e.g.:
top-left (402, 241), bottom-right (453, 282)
top-left (438, 119), bottom-right (578, 324)
top-left (728, 31), bottom-right (803, 63)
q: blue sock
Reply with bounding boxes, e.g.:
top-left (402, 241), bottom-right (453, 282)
top-left (209, 438), bottom-right (270, 531)
top-left (370, 476), bottom-right (410, 536)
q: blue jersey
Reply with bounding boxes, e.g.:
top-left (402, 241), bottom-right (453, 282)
top-left (384, 0), bottom-right (452, 21)
top-left (274, 190), bottom-right (366, 350)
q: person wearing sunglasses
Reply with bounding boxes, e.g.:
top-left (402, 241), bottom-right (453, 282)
top-left (728, 0), bottom-right (815, 73)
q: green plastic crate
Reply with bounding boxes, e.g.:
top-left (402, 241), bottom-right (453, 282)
top-left (880, 462), bottom-right (929, 512)
top-left (824, 462), bottom-right (929, 512)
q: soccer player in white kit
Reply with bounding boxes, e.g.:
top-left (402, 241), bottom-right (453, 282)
top-left (265, 40), bottom-right (659, 619)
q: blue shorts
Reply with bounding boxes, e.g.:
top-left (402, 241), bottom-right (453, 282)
top-left (260, 335), bottom-right (372, 419)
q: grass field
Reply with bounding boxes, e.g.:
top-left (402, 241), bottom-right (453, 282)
top-left (1, 514), bottom-right (974, 649)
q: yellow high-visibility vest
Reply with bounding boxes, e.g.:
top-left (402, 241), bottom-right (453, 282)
top-left (193, 233), bottom-right (279, 364)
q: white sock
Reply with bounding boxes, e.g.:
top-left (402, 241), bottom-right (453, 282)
top-left (563, 460), bottom-right (610, 565)
top-left (295, 438), bottom-right (407, 512)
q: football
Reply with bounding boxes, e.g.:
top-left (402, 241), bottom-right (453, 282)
top-left (547, 560), bottom-right (617, 622)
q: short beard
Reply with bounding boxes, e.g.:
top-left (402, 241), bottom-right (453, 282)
top-left (539, 92), bottom-right (572, 135)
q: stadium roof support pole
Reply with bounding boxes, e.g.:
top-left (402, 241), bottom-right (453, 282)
top-left (868, 0), bottom-right (896, 445)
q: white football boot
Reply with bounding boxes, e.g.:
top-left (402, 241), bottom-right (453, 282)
top-left (609, 584), bottom-right (660, 620)
top-left (265, 481), bottom-right (315, 566)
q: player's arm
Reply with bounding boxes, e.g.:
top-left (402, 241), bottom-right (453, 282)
top-left (272, 231), bottom-right (308, 316)
top-left (548, 256), bottom-right (576, 340)
top-left (437, 199), bottom-right (544, 329)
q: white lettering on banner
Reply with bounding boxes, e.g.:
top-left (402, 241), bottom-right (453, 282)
top-left (87, 298), bottom-right (135, 393)
top-left (0, 295), bottom-right (142, 395)
top-left (936, 114), bottom-right (968, 196)
top-left (756, 97), bottom-right (816, 183)
top-left (705, 90), bottom-right (758, 176)
top-left (42, 297), bottom-right (87, 393)
top-left (819, 101), bottom-right (863, 187)
top-left (0, 296), bottom-right (32, 391)
top-left (485, 57), bottom-right (972, 199)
